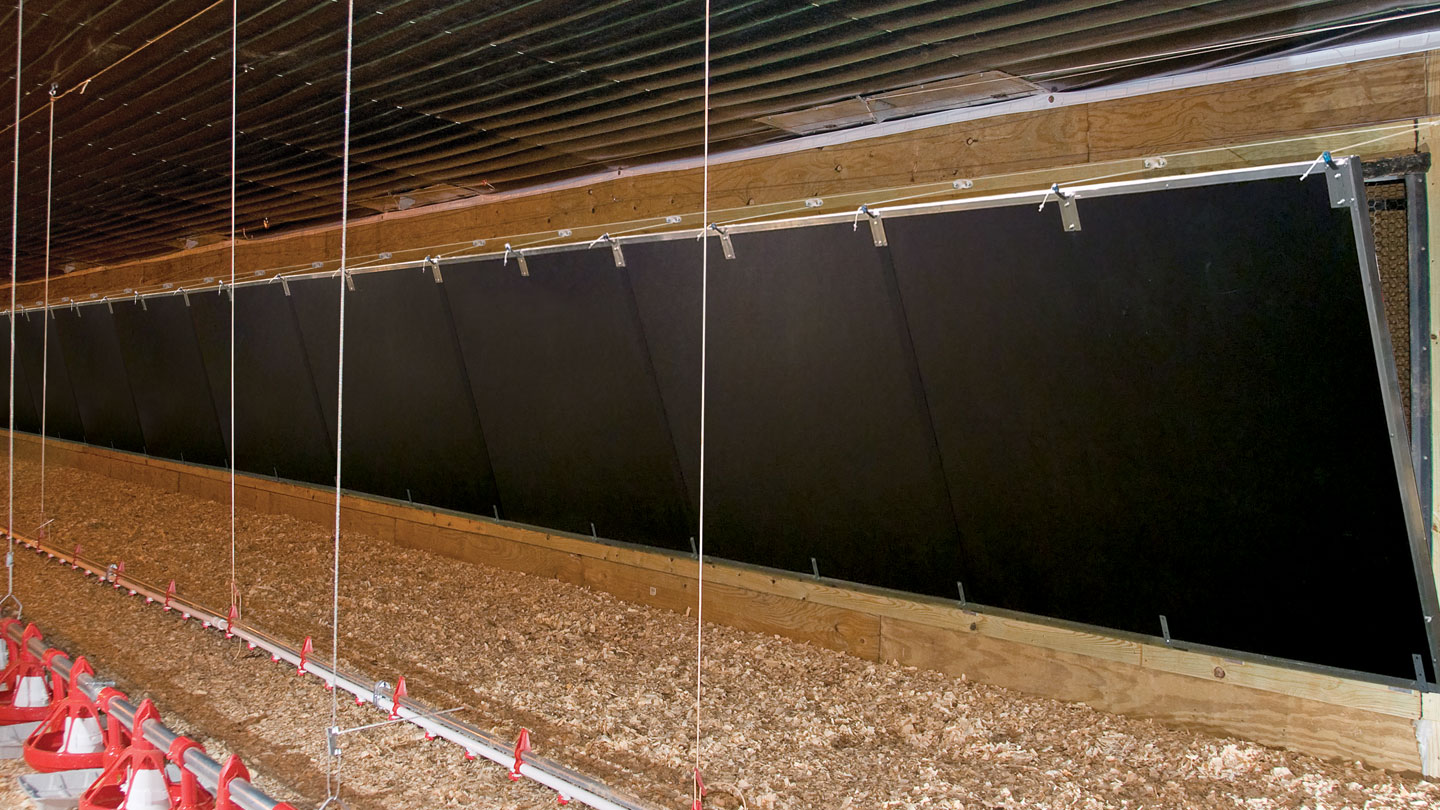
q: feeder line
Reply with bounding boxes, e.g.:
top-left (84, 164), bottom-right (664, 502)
top-left (2, 527), bottom-right (659, 810)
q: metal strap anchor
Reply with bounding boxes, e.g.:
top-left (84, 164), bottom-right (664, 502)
top-left (504, 243), bottom-right (530, 277)
top-left (703, 223), bottom-right (735, 260)
top-left (853, 204), bottom-right (888, 247)
top-left (589, 234), bottom-right (626, 267)
top-left (424, 255), bottom-right (444, 283)
top-left (1040, 183), bottom-right (1082, 232)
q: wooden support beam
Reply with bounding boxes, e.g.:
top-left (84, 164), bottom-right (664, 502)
top-left (8, 53), bottom-right (1434, 307)
top-left (5, 431), bottom-right (1431, 773)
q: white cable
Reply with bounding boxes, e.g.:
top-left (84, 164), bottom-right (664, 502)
top-left (4, 0), bottom-right (22, 615)
top-left (38, 88), bottom-right (52, 520)
top-left (228, 0), bottom-right (238, 617)
top-left (326, 0), bottom-right (356, 802)
top-left (694, 0), bottom-right (711, 805)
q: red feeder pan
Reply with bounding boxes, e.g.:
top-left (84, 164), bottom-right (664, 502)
top-left (23, 656), bottom-right (115, 772)
top-left (78, 699), bottom-right (213, 810)
top-left (0, 624), bottom-right (55, 725)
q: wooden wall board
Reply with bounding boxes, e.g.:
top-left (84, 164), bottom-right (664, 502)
top-left (8, 54), bottom-right (1434, 308)
top-left (1085, 54), bottom-right (1428, 160)
top-left (880, 616), bottom-right (1422, 771)
top-left (7, 430), bottom-right (1432, 773)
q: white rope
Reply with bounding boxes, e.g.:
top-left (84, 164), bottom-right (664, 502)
top-left (325, 0), bottom-right (356, 801)
top-left (3, 0), bottom-right (23, 617)
top-left (228, 0), bottom-right (238, 617)
top-left (38, 86), bottom-right (52, 520)
top-left (694, 0), bottom-right (711, 805)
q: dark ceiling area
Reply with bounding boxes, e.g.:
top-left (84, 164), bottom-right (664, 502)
top-left (0, 0), bottom-right (1432, 280)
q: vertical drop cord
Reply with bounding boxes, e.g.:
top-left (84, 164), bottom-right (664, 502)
top-left (4, 0), bottom-right (22, 615)
top-left (228, 0), bottom-right (238, 617)
top-left (327, 0), bottom-right (356, 800)
top-left (38, 89), bottom-right (51, 521)
top-left (694, 0), bottom-right (711, 805)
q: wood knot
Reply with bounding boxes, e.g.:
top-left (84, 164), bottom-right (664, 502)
top-left (1213, 666), bottom-right (1226, 679)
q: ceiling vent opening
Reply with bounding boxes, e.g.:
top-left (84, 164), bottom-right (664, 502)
top-left (756, 70), bottom-right (1043, 135)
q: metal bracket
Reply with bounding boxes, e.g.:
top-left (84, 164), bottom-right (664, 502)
top-left (952, 179), bottom-right (974, 190)
top-left (955, 581), bottom-right (966, 606)
top-left (1415, 653), bottom-right (1428, 686)
top-left (1048, 184), bottom-right (1082, 232)
top-left (1060, 197), bottom-right (1082, 232)
top-left (855, 205), bottom-right (888, 247)
top-left (424, 256), bottom-right (443, 284)
top-left (326, 725), bottom-right (341, 758)
top-left (372, 680), bottom-right (391, 711)
top-left (706, 224), bottom-right (735, 260)
top-left (1042, 183), bottom-right (1082, 232)
top-left (1324, 156), bottom-right (1357, 208)
top-left (504, 244), bottom-right (529, 277)
top-left (591, 234), bottom-right (626, 268)
top-left (610, 240), bottom-right (626, 268)
top-left (344, 271), bottom-right (356, 292)
top-left (1143, 156), bottom-right (1168, 170)
top-left (1159, 614), bottom-right (1171, 645)
top-left (135, 293), bottom-right (147, 311)
top-left (180, 289), bottom-right (190, 307)
top-left (279, 276), bottom-right (291, 297)
top-left (105, 298), bottom-right (113, 314)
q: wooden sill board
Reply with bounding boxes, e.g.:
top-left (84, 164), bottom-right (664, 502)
top-left (8, 431), bottom-right (1429, 773)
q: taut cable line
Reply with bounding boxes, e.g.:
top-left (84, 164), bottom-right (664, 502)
top-left (228, 0), bottom-right (239, 618)
top-left (2, 0), bottom-right (23, 620)
top-left (321, 0), bottom-right (357, 804)
top-left (38, 85), bottom-right (53, 521)
top-left (693, 0), bottom-right (712, 807)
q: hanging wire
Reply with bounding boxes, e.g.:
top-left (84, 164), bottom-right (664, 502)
top-left (38, 86), bottom-right (53, 521)
top-left (228, 0), bottom-right (239, 618)
top-left (2, 0), bottom-right (22, 620)
top-left (323, 0), bottom-right (356, 803)
top-left (0, 0), bottom-right (227, 139)
top-left (693, 0), bottom-right (712, 806)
